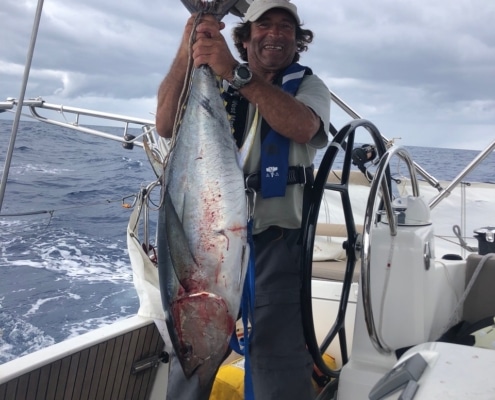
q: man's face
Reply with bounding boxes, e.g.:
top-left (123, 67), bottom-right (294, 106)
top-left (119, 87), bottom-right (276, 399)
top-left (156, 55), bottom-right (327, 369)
top-left (243, 9), bottom-right (297, 73)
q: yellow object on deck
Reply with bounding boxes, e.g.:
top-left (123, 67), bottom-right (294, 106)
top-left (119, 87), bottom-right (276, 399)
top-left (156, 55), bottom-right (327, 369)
top-left (209, 354), bottom-right (337, 399)
top-left (210, 358), bottom-right (245, 400)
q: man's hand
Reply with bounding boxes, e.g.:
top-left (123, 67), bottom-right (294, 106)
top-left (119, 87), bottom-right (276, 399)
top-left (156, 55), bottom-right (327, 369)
top-left (191, 14), bottom-right (237, 81)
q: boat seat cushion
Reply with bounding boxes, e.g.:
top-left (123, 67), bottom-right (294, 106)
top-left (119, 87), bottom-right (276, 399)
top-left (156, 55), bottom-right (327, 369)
top-left (312, 260), bottom-right (360, 282)
top-left (463, 253), bottom-right (495, 324)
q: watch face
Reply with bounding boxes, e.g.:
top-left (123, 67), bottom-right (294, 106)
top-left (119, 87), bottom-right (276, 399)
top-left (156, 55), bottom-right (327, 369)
top-left (238, 66), bottom-right (251, 79)
top-left (231, 64), bottom-right (252, 90)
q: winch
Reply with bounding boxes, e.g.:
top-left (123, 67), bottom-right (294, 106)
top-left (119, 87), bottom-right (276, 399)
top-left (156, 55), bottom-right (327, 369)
top-left (474, 227), bottom-right (495, 255)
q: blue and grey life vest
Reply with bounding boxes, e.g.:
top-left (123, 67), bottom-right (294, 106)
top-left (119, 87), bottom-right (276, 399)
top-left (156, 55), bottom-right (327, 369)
top-left (223, 63), bottom-right (312, 198)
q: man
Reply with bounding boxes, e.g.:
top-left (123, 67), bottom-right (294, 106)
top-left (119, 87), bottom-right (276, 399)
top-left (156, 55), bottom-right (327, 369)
top-left (156, 0), bottom-right (330, 398)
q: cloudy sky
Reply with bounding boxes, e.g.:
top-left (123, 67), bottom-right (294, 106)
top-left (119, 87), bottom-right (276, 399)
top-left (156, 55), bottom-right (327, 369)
top-left (1, 0), bottom-right (494, 150)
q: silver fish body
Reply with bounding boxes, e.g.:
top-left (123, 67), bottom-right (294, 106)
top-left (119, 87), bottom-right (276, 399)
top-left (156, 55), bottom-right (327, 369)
top-left (158, 65), bottom-right (249, 387)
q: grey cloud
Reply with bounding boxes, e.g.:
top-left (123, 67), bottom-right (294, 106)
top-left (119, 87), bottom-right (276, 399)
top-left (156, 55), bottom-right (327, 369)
top-left (1, 0), bottom-right (494, 150)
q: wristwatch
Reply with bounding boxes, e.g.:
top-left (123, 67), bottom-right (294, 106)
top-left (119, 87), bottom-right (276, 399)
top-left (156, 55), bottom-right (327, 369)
top-left (230, 63), bottom-right (252, 90)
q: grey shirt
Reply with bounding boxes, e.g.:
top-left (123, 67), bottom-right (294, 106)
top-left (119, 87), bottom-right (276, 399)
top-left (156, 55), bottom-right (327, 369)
top-left (240, 73), bottom-right (331, 234)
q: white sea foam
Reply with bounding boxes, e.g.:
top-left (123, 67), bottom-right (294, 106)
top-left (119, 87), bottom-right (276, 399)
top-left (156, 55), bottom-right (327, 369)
top-left (0, 316), bottom-right (56, 364)
top-left (65, 315), bottom-right (128, 339)
top-left (2, 226), bottom-right (133, 284)
top-left (10, 163), bottom-right (72, 175)
top-left (24, 297), bottom-right (65, 317)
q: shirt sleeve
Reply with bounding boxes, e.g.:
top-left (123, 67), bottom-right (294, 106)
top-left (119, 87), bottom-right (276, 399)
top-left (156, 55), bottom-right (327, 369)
top-left (295, 74), bottom-right (331, 149)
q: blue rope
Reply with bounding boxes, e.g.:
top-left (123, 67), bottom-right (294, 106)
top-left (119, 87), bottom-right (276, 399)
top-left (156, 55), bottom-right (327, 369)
top-left (230, 218), bottom-right (256, 399)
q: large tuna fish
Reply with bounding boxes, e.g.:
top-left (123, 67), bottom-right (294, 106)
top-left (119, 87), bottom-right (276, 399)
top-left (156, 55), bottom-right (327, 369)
top-left (158, 0), bottom-right (252, 388)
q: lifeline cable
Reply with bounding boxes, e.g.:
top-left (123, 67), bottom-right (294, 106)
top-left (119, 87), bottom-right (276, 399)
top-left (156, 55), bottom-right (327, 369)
top-left (0, 194), bottom-right (136, 219)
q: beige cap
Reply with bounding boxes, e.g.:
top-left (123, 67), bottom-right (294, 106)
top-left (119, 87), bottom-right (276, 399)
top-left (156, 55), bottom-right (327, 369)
top-left (244, 0), bottom-right (300, 24)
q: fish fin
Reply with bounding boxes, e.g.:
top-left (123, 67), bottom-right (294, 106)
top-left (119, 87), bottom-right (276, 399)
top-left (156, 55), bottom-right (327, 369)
top-left (164, 191), bottom-right (199, 291)
top-left (180, 0), bottom-right (239, 20)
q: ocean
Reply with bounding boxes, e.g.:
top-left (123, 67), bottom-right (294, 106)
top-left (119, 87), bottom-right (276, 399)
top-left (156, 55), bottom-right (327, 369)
top-left (0, 119), bottom-right (493, 364)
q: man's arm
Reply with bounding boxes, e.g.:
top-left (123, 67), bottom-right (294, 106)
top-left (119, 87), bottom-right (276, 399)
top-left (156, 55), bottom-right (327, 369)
top-left (236, 76), bottom-right (322, 144)
top-left (156, 16), bottom-right (198, 138)
top-left (156, 56), bottom-right (188, 138)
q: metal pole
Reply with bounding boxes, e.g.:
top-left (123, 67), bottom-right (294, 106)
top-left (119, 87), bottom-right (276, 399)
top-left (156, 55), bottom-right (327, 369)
top-left (0, 0), bottom-right (45, 212)
top-left (429, 138), bottom-right (495, 209)
top-left (330, 90), bottom-right (443, 191)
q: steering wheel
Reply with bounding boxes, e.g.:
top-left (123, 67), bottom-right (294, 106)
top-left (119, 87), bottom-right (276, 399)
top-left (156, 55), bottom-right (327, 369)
top-left (300, 119), bottom-right (387, 379)
top-left (360, 145), bottom-right (420, 353)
